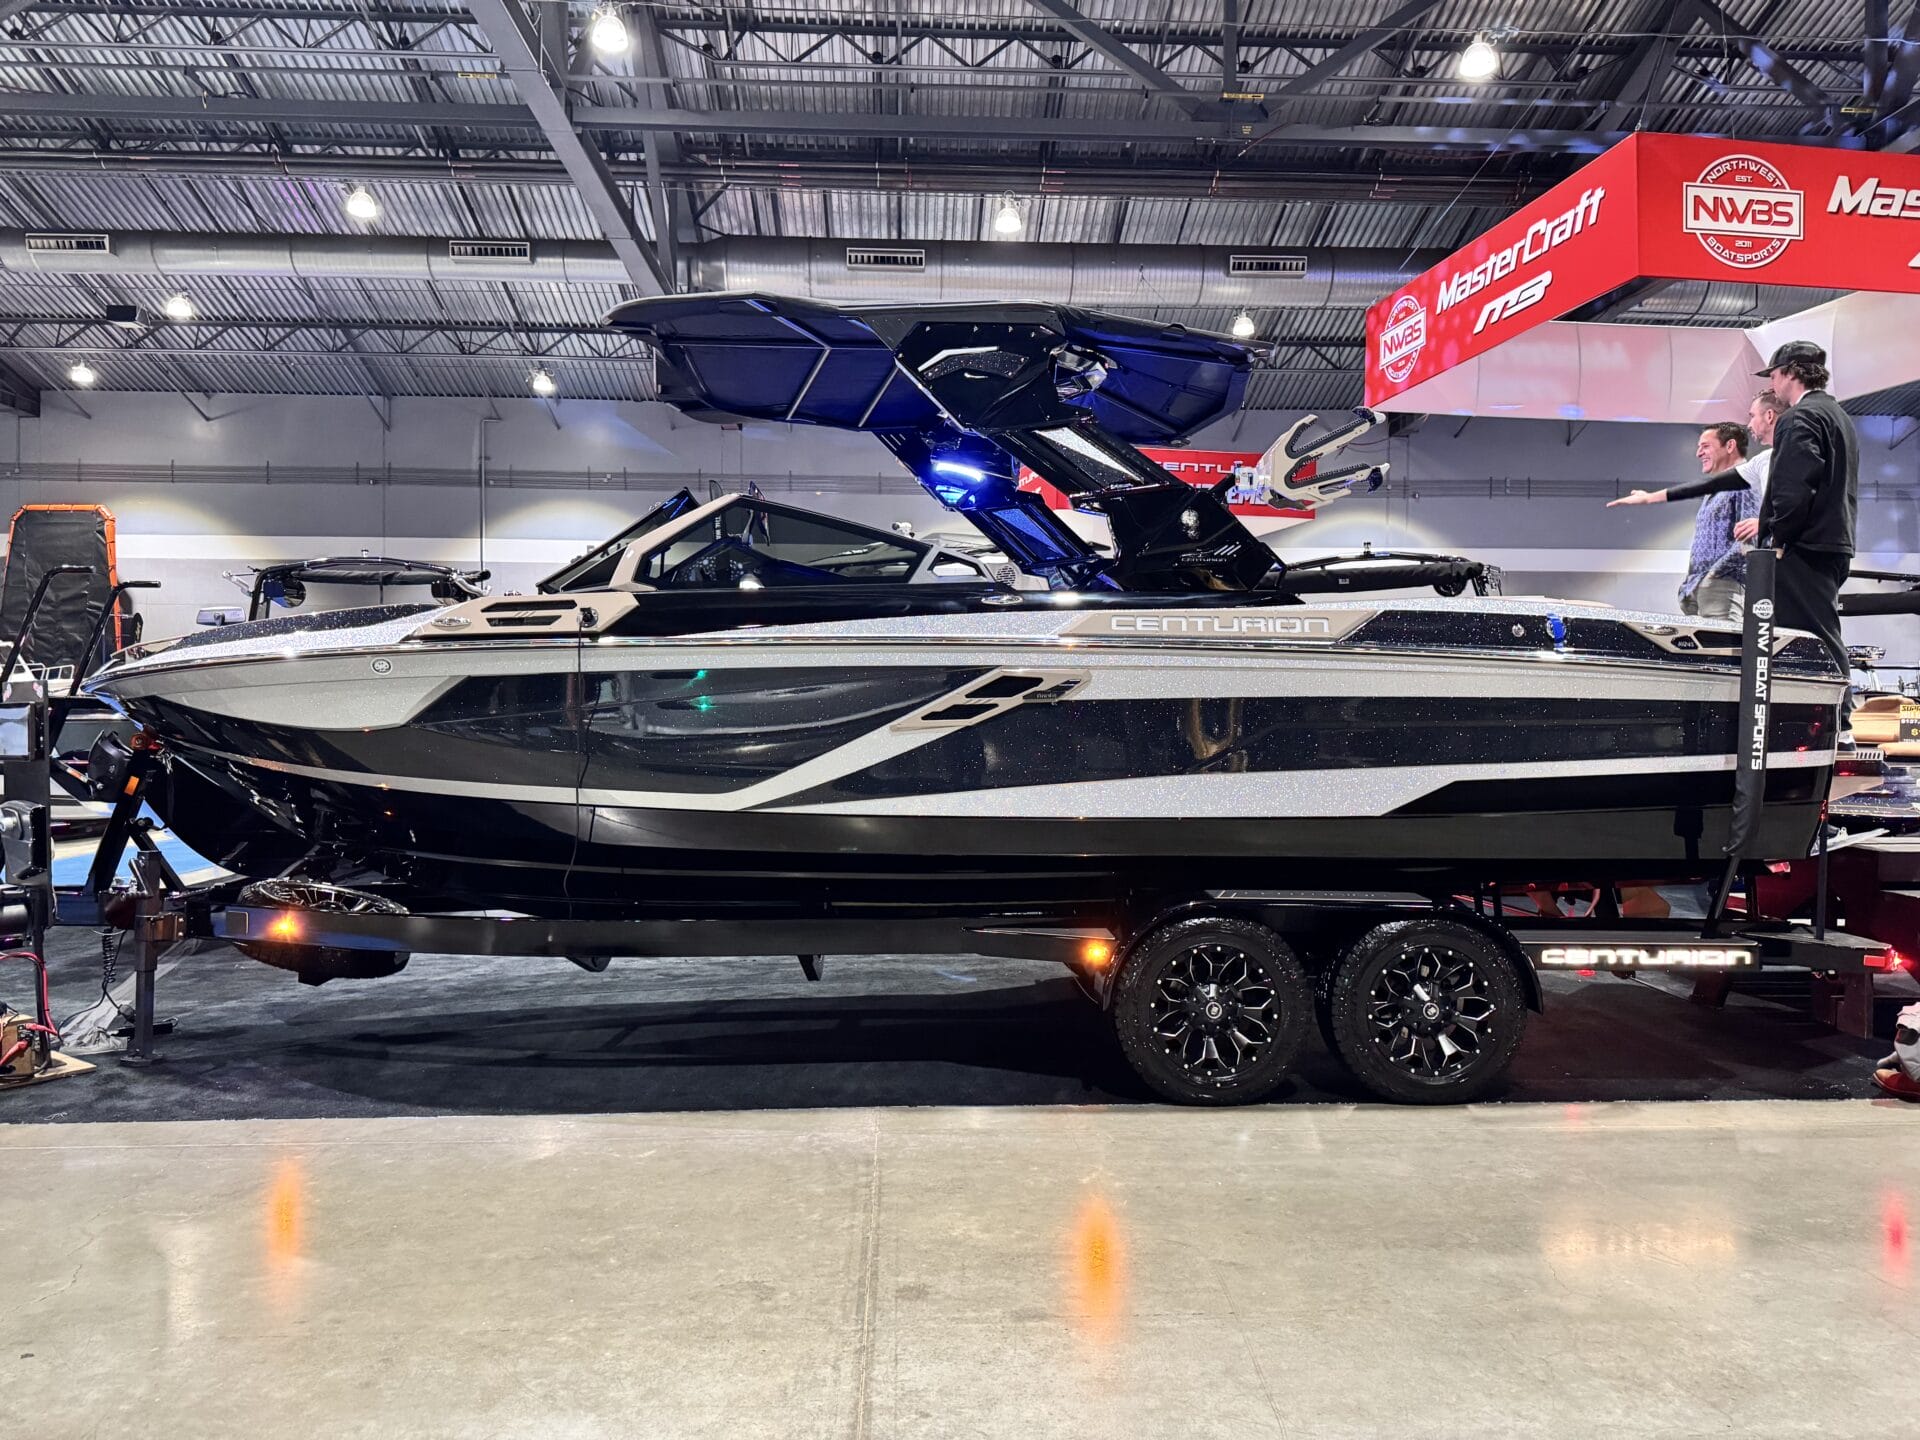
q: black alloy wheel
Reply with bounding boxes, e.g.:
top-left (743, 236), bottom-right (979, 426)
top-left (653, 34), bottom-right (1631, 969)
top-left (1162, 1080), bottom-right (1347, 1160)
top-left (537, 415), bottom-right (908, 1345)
top-left (1112, 915), bottom-right (1310, 1106)
top-left (1325, 918), bottom-right (1526, 1105)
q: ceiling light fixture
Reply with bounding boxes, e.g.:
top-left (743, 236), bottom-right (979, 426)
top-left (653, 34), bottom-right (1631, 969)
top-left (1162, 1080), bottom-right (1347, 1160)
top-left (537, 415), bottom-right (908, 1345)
top-left (1231, 311), bottom-right (1257, 339)
top-left (1458, 36), bottom-right (1500, 81)
top-left (992, 197), bottom-right (1024, 236)
top-left (530, 368), bottom-right (557, 397)
top-left (163, 293), bottom-right (196, 322)
top-left (67, 361), bottom-right (97, 386)
top-left (588, 6), bottom-right (630, 55)
top-left (344, 185), bottom-right (380, 222)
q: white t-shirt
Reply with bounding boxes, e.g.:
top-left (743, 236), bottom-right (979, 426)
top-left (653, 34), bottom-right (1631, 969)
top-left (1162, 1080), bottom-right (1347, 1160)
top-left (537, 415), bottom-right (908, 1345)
top-left (1737, 447), bottom-right (1771, 505)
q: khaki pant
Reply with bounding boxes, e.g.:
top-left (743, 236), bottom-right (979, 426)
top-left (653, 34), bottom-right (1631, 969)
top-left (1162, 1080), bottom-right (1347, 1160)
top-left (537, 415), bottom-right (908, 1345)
top-left (1681, 576), bottom-right (1744, 623)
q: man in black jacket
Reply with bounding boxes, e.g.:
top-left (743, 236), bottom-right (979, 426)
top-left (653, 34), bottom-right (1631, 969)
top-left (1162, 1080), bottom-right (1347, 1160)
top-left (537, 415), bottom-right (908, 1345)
top-left (1756, 340), bottom-right (1858, 729)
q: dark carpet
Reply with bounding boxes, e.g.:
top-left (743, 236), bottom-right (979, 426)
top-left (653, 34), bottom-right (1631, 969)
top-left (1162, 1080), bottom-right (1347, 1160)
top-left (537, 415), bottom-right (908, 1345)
top-left (1, 923), bottom-right (1903, 1123)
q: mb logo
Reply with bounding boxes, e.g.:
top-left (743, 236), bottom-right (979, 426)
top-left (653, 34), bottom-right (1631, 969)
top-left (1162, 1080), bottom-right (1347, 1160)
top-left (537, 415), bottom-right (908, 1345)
top-left (1472, 270), bottom-right (1553, 336)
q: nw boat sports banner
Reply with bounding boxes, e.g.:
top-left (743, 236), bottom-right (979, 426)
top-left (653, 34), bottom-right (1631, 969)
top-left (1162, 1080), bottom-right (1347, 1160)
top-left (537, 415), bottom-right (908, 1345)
top-left (1020, 447), bottom-right (1313, 520)
top-left (1365, 133), bottom-right (1920, 407)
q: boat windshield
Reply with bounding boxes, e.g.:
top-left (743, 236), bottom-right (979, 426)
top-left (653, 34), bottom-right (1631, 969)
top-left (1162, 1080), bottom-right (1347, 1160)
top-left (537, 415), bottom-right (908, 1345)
top-left (617, 496), bottom-right (993, 590)
top-left (539, 489), bottom-right (700, 593)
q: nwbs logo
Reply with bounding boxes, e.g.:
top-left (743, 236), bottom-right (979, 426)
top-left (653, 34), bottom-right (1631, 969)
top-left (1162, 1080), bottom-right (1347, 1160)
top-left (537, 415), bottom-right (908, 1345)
top-left (1472, 270), bottom-right (1553, 335)
top-left (1377, 293), bottom-right (1427, 384)
top-left (1683, 154), bottom-right (1804, 269)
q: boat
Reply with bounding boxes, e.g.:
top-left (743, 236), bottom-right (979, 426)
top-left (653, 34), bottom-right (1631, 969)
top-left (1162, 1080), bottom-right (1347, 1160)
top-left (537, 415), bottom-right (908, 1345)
top-left (80, 296), bottom-right (1848, 927)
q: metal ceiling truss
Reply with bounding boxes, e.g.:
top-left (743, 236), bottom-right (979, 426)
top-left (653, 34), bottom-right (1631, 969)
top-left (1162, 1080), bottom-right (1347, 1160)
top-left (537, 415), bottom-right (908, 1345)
top-left (630, 3), bottom-right (689, 277)
top-left (1680, 0), bottom-right (1841, 131)
top-left (0, 143), bottom-right (1541, 206)
top-left (1588, 1), bottom-right (1684, 131)
top-left (1258, 0), bottom-right (1445, 104)
top-left (463, 0), bottom-right (668, 294)
top-left (0, 353), bottom-right (39, 416)
top-left (1874, 0), bottom-right (1920, 142)
top-left (0, 5), bottom-right (1891, 110)
top-left (0, 90), bottom-right (1646, 153)
top-left (0, 0), bottom-right (1900, 408)
top-left (0, 314), bottom-right (653, 361)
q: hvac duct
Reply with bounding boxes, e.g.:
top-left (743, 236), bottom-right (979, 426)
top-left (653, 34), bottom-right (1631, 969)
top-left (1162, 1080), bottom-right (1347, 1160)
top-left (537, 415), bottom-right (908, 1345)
top-left (0, 231), bottom-right (629, 284)
top-left (0, 230), bottom-right (1437, 308)
top-left (1622, 281), bottom-right (1852, 324)
top-left (685, 238), bottom-right (1439, 309)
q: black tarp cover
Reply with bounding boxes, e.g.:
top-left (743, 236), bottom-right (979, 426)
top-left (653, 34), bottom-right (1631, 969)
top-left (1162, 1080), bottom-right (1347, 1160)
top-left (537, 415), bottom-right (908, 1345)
top-left (0, 504), bottom-right (129, 670)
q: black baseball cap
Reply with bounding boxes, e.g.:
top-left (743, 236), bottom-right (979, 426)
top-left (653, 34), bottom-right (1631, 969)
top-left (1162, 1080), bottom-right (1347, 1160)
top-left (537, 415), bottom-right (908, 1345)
top-left (1756, 340), bottom-right (1826, 377)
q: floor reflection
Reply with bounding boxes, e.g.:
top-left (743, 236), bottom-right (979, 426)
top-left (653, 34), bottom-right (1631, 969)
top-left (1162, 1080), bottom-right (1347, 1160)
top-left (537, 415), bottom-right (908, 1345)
top-left (263, 1154), bottom-right (307, 1315)
top-left (1882, 1189), bottom-right (1909, 1286)
top-left (1540, 1207), bottom-right (1740, 1269)
top-left (1065, 1191), bottom-right (1127, 1349)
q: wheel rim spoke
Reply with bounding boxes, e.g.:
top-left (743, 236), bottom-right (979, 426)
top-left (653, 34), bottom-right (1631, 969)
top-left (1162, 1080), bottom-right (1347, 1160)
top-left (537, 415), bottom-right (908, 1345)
top-left (1143, 941), bottom-right (1290, 1086)
top-left (1363, 940), bottom-right (1501, 1080)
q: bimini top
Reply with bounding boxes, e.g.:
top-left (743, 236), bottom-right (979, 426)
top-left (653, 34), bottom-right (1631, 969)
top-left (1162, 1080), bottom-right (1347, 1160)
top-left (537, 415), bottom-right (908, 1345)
top-left (604, 293), bottom-right (1258, 445)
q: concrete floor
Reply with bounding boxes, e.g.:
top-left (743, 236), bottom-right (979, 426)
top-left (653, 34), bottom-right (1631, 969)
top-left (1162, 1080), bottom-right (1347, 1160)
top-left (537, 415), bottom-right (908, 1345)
top-left (10, 1099), bottom-right (1920, 1438)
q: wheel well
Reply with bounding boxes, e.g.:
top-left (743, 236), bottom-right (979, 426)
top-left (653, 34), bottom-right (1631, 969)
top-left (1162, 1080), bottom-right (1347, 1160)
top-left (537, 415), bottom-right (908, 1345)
top-left (1419, 909), bottom-right (1545, 1014)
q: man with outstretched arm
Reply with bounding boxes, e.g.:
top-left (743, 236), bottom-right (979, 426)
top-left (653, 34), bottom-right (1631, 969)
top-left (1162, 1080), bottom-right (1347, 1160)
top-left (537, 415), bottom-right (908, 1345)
top-left (1611, 355), bottom-right (1855, 727)
top-left (1606, 415), bottom-right (1760, 620)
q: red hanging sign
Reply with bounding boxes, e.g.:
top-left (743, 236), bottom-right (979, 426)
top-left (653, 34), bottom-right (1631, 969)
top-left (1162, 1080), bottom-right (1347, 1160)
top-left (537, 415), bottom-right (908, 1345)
top-left (1019, 447), bottom-right (1313, 519)
top-left (1364, 133), bottom-right (1920, 407)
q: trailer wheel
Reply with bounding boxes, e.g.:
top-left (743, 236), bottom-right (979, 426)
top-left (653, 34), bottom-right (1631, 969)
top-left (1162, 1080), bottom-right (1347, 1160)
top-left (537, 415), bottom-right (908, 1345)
top-left (1325, 918), bottom-right (1525, 1105)
top-left (1111, 915), bottom-right (1310, 1106)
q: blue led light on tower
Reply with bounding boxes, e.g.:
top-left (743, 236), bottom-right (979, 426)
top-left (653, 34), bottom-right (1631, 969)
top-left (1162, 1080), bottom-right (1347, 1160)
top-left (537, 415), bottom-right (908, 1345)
top-left (929, 459), bottom-right (988, 485)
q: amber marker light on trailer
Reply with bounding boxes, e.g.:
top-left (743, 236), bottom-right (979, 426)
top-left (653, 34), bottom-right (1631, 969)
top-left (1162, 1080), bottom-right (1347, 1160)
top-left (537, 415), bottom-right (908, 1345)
top-left (267, 913), bottom-right (303, 942)
top-left (1081, 939), bottom-right (1113, 969)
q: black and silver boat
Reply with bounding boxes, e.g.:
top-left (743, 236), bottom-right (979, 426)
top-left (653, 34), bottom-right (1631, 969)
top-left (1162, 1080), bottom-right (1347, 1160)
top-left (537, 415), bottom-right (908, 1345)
top-left (82, 296), bottom-right (1848, 921)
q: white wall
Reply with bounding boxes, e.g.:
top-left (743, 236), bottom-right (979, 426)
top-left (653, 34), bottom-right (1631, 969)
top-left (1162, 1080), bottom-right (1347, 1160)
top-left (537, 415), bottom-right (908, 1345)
top-left (2, 392), bottom-right (1915, 647)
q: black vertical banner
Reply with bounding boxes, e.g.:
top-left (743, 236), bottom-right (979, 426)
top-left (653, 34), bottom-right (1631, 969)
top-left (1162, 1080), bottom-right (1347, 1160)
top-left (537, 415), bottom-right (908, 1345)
top-left (1725, 546), bottom-right (1776, 859)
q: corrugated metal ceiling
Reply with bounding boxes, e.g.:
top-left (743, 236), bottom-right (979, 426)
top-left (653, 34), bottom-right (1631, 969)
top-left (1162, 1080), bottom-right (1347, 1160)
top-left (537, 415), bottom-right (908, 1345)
top-left (0, 0), bottom-right (1896, 411)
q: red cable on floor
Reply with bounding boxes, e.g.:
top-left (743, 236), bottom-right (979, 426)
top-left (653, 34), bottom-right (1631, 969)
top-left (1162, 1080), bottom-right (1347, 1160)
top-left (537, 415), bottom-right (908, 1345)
top-left (0, 948), bottom-right (56, 1039)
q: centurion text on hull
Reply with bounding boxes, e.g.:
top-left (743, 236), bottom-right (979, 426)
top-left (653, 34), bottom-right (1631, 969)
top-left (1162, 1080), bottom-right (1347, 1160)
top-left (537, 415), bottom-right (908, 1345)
top-left (81, 296), bottom-right (1847, 925)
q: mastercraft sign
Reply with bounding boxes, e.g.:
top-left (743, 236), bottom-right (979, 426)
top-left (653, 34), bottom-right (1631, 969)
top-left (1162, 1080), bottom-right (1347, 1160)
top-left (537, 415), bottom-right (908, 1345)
top-left (1363, 138), bottom-right (1643, 404)
top-left (1364, 132), bottom-right (1920, 406)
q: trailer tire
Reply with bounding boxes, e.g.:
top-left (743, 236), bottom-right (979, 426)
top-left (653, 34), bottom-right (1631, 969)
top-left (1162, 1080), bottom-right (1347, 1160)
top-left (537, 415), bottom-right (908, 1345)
top-left (1112, 915), bottom-right (1310, 1106)
top-left (1325, 918), bottom-right (1526, 1104)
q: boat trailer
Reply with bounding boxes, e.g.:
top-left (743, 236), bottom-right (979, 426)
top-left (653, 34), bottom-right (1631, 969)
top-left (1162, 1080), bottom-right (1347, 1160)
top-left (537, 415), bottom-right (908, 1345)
top-left (0, 547), bottom-right (1904, 1104)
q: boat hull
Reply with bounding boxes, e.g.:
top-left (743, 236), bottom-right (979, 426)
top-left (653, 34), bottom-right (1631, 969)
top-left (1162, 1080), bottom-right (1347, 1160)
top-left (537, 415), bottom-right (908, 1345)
top-left (92, 604), bottom-right (1846, 918)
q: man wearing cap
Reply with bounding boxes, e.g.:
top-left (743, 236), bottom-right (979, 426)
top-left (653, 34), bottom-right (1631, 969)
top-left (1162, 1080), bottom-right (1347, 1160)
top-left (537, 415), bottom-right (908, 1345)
top-left (1752, 340), bottom-right (1858, 730)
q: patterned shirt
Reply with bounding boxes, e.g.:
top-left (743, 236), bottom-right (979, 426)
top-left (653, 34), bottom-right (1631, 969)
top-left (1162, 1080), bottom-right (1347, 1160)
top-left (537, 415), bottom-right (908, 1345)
top-left (1681, 480), bottom-right (1759, 597)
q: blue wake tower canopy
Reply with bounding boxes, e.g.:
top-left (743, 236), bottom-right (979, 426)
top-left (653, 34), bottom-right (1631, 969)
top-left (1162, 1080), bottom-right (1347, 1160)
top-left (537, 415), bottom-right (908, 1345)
top-left (604, 293), bottom-right (1277, 593)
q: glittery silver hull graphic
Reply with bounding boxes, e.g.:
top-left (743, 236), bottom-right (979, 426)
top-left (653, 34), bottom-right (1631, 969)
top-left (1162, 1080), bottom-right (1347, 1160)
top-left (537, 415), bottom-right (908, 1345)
top-left (84, 596), bottom-right (1846, 915)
